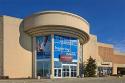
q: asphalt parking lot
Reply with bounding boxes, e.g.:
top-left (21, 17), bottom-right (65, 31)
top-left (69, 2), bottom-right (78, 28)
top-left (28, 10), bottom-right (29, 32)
top-left (0, 77), bottom-right (125, 83)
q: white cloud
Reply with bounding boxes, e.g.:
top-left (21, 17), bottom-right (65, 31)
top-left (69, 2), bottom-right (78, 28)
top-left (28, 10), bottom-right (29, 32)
top-left (105, 38), bottom-right (125, 53)
top-left (112, 39), bottom-right (125, 53)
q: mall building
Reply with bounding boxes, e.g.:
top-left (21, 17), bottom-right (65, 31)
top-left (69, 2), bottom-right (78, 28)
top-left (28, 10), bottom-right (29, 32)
top-left (0, 11), bottom-right (125, 78)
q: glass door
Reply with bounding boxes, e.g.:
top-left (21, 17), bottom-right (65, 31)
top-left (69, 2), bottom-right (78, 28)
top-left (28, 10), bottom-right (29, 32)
top-left (62, 65), bottom-right (70, 77)
top-left (62, 65), bottom-right (77, 77)
top-left (70, 66), bottom-right (77, 77)
top-left (54, 68), bottom-right (62, 78)
top-left (37, 60), bottom-right (50, 77)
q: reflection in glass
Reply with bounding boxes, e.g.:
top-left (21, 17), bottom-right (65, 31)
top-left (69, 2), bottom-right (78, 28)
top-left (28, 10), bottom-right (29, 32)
top-left (54, 35), bottom-right (78, 60)
top-left (36, 35), bottom-right (51, 78)
top-left (36, 35), bottom-right (51, 59)
top-left (37, 61), bottom-right (50, 77)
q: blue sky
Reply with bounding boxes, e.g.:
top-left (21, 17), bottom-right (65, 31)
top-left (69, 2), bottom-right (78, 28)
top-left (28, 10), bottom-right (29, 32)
top-left (0, 0), bottom-right (125, 52)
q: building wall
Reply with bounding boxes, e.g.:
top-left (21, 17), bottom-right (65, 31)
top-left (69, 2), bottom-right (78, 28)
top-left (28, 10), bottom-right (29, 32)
top-left (3, 16), bottom-right (32, 78)
top-left (98, 43), bottom-right (113, 62)
top-left (112, 52), bottom-right (125, 74)
top-left (97, 43), bottom-right (113, 68)
top-left (0, 16), bottom-right (3, 76)
top-left (112, 64), bottom-right (125, 74)
top-left (83, 35), bottom-right (115, 68)
top-left (83, 35), bottom-right (102, 66)
top-left (23, 11), bottom-right (90, 45)
top-left (0, 12), bottom-right (125, 78)
top-left (83, 34), bottom-right (125, 75)
top-left (97, 43), bottom-right (125, 74)
top-left (113, 51), bottom-right (125, 64)
top-left (24, 11), bottom-right (89, 34)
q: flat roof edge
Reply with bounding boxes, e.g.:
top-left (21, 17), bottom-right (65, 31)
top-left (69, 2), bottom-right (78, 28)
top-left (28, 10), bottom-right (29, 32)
top-left (0, 15), bottom-right (23, 20)
top-left (97, 42), bottom-right (113, 48)
top-left (24, 10), bottom-right (90, 26)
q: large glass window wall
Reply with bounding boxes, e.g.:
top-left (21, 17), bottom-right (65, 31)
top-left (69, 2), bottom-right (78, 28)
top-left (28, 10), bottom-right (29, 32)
top-left (35, 34), bottom-right (78, 78)
top-left (36, 35), bottom-right (51, 77)
top-left (54, 35), bottom-right (78, 78)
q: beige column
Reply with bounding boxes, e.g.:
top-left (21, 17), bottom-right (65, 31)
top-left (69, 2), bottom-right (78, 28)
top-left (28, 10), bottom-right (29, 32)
top-left (50, 34), bottom-right (54, 78)
top-left (77, 40), bottom-right (80, 76)
top-left (112, 65), bottom-right (117, 75)
top-left (81, 44), bottom-right (84, 77)
top-left (32, 37), bottom-right (37, 78)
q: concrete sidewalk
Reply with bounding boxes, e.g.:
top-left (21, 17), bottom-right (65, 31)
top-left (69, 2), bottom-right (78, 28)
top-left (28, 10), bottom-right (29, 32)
top-left (0, 77), bottom-right (124, 83)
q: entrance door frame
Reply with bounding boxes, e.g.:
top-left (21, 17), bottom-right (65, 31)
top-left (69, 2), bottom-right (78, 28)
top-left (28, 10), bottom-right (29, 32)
top-left (54, 64), bottom-right (77, 78)
top-left (54, 68), bottom-right (62, 78)
top-left (62, 64), bottom-right (77, 78)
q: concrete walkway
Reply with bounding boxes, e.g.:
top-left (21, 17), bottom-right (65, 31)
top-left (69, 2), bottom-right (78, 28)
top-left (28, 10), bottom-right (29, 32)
top-left (0, 77), bottom-right (125, 83)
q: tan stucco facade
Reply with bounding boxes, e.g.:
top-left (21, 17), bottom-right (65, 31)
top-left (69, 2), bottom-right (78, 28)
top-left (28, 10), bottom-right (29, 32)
top-left (23, 11), bottom-right (89, 44)
top-left (0, 11), bottom-right (90, 78)
top-left (0, 11), bottom-right (125, 78)
top-left (0, 16), bottom-right (4, 76)
top-left (83, 35), bottom-right (102, 65)
top-left (0, 16), bottom-right (32, 78)
top-left (83, 34), bottom-right (125, 75)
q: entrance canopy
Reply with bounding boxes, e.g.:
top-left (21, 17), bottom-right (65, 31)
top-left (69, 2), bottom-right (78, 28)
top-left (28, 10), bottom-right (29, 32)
top-left (23, 11), bottom-right (90, 44)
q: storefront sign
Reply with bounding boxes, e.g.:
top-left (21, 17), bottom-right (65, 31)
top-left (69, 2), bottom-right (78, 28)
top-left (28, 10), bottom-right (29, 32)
top-left (60, 55), bottom-right (72, 62)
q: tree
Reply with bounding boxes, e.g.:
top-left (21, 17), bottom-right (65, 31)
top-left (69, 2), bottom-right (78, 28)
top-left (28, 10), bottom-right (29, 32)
top-left (84, 56), bottom-right (97, 77)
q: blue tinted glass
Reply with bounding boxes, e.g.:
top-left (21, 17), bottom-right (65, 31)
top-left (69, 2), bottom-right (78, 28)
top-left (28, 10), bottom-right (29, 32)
top-left (71, 45), bottom-right (77, 59)
top-left (54, 35), bottom-right (61, 43)
top-left (71, 38), bottom-right (78, 46)
top-left (37, 61), bottom-right (50, 77)
top-left (54, 43), bottom-right (61, 51)
top-left (36, 35), bottom-right (51, 59)
top-left (54, 35), bottom-right (78, 61)
top-left (54, 51), bottom-right (61, 58)
top-left (71, 46), bottom-right (77, 52)
top-left (54, 61), bottom-right (62, 68)
top-left (62, 44), bottom-right (70, 52)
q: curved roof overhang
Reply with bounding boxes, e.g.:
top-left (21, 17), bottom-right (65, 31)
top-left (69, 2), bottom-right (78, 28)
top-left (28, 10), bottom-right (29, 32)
top-left (23, 11), bottom-right (90, 44)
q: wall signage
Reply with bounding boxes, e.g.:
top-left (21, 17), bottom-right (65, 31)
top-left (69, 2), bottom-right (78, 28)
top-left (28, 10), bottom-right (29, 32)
top-left (60, 55), bottom-right (72, 62)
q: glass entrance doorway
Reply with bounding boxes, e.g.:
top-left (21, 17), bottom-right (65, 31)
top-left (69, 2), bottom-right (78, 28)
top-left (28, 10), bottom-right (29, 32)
top-left (54, 68), bottom-right (62, 78)
top-left (54, 64), bottom-right (77, 78)
top-left (62, 65), bottom-right (70, 77)
top-left (62, 65), bottom-right (77, 77)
